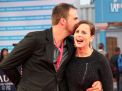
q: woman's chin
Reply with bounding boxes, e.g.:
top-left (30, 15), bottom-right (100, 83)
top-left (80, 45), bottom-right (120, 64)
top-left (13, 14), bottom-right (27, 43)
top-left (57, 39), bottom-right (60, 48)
top-left (75, 45), bottom-right (83, 48)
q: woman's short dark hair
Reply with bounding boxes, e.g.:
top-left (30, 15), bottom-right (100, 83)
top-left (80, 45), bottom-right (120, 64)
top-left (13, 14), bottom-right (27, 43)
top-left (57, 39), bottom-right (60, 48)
top-left (73, 20), bottom-right (95, 36)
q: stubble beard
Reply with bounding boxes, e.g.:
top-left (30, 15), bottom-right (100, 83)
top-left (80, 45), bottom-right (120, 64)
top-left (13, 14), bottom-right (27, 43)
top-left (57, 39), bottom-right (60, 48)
top-left (65, 23), bottom-right (75, 35)
top-left (70, 26), bottom-right (75, 35)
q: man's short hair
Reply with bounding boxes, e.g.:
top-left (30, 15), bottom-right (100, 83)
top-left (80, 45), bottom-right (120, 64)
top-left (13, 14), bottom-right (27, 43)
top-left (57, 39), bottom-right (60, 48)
top-left (98, 43), bottom-right (104, 49)
top-left (52, 3), bottom-right (76, 25)
top-left (115, 47), bottom-right (120, 52)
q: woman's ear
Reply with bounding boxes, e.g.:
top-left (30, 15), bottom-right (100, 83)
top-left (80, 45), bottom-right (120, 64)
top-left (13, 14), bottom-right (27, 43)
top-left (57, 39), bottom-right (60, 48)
top-left (90, 35), bottom-right (94, 42)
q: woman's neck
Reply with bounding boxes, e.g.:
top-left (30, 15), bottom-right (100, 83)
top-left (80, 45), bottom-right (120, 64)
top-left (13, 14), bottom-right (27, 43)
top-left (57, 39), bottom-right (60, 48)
top-left (76, 47), bottom-right (93, 57)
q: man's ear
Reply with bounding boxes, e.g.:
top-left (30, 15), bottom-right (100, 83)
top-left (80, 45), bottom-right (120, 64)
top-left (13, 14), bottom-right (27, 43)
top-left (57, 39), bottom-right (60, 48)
top-left (59, 18), bottom-right (66, 26)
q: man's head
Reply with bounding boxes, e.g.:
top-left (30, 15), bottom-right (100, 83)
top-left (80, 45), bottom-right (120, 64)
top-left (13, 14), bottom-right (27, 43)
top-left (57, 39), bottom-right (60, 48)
top-left (114, 47), bottom-right (121, 55)
top-left (52, 3), bottom-right (77, 25)
top-left (52, 3), bottom-right (79, 34)
top-left (98, 43), bottom-right (104, 50)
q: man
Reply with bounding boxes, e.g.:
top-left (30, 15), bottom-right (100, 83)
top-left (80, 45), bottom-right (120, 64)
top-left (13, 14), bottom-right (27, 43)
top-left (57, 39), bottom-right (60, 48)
top-left (0, 3), bottom-right (102, 91)
top-left (98, 43), bottom-right (106, 55)
top-left (110, 47), bottom-right (122, 91)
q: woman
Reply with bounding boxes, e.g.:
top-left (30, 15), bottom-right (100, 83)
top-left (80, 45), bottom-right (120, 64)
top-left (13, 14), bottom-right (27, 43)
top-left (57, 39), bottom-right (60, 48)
top-left (0, 48), bottom-right (9, 62)
top-left (66, 20), bottom-right (113, 91)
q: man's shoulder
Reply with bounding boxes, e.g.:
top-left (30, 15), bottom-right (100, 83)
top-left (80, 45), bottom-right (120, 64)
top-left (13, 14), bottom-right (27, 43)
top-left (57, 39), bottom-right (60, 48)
top-left (66, 36), bottom-right (74, 42)
top-left (27, 28), bottom-right (51, 36)
top-left (65, 36), bottom-right (75, 51)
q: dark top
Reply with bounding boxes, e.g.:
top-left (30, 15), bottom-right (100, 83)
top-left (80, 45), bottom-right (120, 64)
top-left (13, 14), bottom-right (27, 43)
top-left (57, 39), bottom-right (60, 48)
top-left (110, 54), bottom-right (122, 79)
top-left (110, 54), bottom-right (119, 70)
top-left (66, 49), bottom-right (113, 91)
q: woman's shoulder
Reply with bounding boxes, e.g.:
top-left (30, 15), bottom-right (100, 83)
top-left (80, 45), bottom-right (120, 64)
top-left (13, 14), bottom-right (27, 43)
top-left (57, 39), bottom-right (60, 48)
top-left (92, 50), bottom-right (110, 70)
top-left (93, 49), bottom-right (107, 62)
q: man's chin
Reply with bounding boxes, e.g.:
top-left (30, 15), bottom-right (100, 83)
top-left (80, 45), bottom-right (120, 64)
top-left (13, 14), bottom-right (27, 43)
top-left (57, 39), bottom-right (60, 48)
top-left (70, 31), bottom-right (75, 35)
top-left (69, 32), bottom-right (74, 36)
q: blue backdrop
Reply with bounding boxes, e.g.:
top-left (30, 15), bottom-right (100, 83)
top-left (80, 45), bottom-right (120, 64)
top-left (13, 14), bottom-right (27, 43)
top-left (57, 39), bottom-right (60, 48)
top-left (95, 0), bottom-right (122, 23)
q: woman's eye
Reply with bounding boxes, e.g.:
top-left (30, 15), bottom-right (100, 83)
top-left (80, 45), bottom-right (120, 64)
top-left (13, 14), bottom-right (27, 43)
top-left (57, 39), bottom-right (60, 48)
top-left (82, 31), bottom-right (87, 34)
top-left (75, 30), bottom-right (79, 33)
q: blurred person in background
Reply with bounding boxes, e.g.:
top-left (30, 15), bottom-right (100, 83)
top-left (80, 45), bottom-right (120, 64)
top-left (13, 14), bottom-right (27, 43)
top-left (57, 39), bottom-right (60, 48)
top-left (0, 48), bottom-right (16, 91)
top-left (0, 48), bottom-right (9, 62)
top-left (110, 47), bottom-right (122, 91)
top-left (98, 43), bottom-right (106, 56)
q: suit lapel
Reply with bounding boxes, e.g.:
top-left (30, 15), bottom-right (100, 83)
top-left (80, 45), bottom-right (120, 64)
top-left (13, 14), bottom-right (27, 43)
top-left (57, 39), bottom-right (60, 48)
top-left (45, 28), bottom-right (54, 64)
top-left (58, 37), bottom-right (74, 72)
top-left (64, 39), bottom-right (73, 64)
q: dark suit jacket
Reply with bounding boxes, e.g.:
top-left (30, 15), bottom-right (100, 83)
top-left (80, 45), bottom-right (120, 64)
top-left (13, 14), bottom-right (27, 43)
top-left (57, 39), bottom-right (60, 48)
top-left (0, 28), bottom-right (74, 91)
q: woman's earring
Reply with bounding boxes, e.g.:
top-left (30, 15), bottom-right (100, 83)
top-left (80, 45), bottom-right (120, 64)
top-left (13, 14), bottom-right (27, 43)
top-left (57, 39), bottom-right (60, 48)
top-left (89, 42), bottom-right (93, 49)
top-left (74, 44), bottom-right (76, 47)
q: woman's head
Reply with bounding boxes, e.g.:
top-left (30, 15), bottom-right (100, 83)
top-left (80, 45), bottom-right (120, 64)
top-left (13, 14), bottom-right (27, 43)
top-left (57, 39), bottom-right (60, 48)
top-left (73, 20), bottom-right (95, 48)
top-left (0, 48), bottom-right (8, 61)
